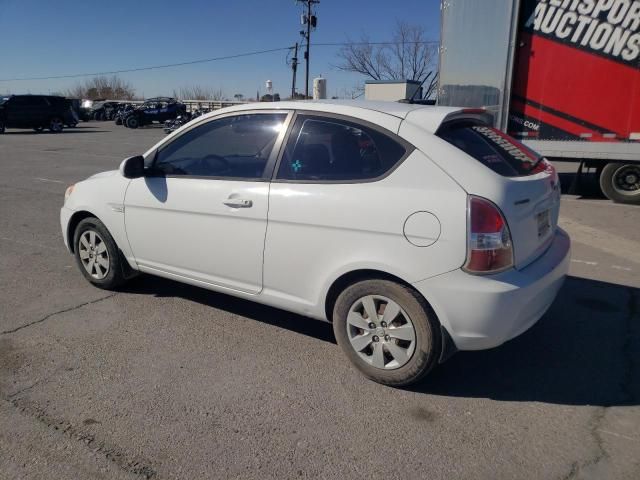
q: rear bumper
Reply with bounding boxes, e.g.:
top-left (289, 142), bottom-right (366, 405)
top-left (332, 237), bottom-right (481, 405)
top-left (413, 227), bottom-right (571, 351)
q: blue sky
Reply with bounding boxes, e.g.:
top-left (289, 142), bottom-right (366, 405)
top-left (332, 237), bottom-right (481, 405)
top-left (0, 0), bottom-right (441, 99)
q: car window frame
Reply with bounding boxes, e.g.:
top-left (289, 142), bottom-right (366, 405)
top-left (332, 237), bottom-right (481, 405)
top-left (148, 109), bottom-right (294, 182)
top-left (271, 110), bottom-right (415, 185)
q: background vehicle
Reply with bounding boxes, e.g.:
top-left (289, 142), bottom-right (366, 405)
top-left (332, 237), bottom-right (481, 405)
top-left (122, 97), bottom-right (186, 129)
top-left (0, 94), bottom-right (71, 133)
top-left (91, 101), bottom-right (122, 121)
top-left (114, 104), bottom-right (135, 125)
top-left (63, 99), bottom-right (79, 127)
top-left (163, 109), bottom-right (204, 133)
top-left (60, 101), bottom-right (570, 386)
top-left (437, 0), bottom-right (640, 204)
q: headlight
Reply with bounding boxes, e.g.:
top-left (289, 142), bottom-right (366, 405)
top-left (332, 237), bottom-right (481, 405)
top-left (64, 184), bottom-right (75, 203)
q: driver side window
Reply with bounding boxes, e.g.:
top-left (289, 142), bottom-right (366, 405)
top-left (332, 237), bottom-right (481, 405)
top-left (154, 113), bottom-right (287, 179)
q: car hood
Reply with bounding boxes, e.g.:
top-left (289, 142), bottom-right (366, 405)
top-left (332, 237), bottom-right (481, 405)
top-left (87, 170), bottom-right (119, 180)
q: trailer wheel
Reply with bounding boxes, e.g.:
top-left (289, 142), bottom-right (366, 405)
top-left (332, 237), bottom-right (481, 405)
top-left (599, 162), bottom-right (640, 205)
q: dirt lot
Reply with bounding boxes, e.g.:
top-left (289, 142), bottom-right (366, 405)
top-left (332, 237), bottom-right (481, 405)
top-left (1, 122), bottom-right (639, 479)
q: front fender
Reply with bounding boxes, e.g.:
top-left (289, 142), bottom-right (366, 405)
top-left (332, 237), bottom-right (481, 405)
top-left (64, 174), bottom-right (135, 266)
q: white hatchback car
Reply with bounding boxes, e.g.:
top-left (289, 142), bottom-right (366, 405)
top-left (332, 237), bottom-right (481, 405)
top-left (61, 100), bottom-right (570, 386)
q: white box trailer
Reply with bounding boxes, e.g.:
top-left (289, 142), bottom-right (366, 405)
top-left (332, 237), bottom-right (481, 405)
top-left (436, 0), bottom-right (640, 204)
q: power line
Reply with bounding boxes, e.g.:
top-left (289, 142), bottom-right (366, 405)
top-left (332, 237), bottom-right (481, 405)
top-left (0, 47), bottom-right (292, 82)
top-left (0, 41), bottom-right (439, 82)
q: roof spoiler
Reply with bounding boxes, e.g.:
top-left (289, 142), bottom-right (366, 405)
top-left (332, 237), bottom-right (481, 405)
top-left (437, 109), bottom-right (495, 132)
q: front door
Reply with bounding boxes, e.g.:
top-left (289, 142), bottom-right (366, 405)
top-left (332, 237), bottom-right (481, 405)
top-left (124, 111), bottom-right (290, 294)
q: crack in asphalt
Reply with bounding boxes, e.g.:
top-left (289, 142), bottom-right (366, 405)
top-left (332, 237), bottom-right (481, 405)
top-left (0, 294), bottom-right (117, 335)
top-left (5, 396), bottom-right (156, 479)
top-left (561, 288), bottom-right (639, 479)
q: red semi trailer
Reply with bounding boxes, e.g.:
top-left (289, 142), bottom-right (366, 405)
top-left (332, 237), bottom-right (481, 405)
top-left (437, 0), bottom-right (640, 204)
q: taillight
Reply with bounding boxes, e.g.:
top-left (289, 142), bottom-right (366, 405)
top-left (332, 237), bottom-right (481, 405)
top-left (529, 158), bottom-right (554, 175)
top-left (464, 196), bottom-right (514, 274)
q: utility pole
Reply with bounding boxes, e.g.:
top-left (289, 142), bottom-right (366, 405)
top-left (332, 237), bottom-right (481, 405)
top-left (290, 42), bottom-right (299, 99)
top-left (297, 0), bottom-right (319, 99)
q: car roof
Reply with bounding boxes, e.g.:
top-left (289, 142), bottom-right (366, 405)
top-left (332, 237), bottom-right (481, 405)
top-left (201, 99), bottom-right (467, 134)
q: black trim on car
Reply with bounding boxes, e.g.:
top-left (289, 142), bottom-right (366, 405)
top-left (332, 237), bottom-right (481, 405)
top-left (147, 110), bottom-right (294, 183)
top-left (269, 110), bottom-right (416, 185)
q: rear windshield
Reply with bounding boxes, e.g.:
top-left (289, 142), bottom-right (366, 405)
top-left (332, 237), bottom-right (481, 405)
top-left (437, 122), bottom-right (542, 177)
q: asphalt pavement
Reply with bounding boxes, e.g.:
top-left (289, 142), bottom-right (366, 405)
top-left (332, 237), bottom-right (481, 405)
top-left (1, 122), bottom-right (638, 479)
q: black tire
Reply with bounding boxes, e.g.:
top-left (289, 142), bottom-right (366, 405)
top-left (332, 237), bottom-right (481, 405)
top-left (115, 117), bottom-right (122, 125)
top-left (72, 217), bottom-right (128, 290)
top-left (599, 162), bottom-right (640, 205)
top-left (48, 116), bottom-right (64, 133)
top-left (332, 279), bottom-right (441, 387)
top-left (0, 120), bottom-right (4, 133)
top-left (126, 115), bottom-right (139, 129)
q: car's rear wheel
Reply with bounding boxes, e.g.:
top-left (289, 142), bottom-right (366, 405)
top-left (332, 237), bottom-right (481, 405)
top-left (73, 217), bottom-right (127, 290)
top-left (49, 117), bottom-right (64, 133)
top-left (332, 279), bottom-right (441, 386)
top-left (126, 116), bottom-right (139, 129)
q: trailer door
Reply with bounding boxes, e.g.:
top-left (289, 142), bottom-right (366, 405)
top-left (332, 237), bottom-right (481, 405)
top-left (437, 0), bottom-right (520, 130)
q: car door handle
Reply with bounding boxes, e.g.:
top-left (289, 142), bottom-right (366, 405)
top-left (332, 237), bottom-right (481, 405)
top-left (223, 198), bottom-right (253, 208)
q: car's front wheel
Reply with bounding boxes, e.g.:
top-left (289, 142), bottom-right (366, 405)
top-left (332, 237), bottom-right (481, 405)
top-left (333, 279), bottom-right (441, 387)
top-left (126, 116), bottom-right (139, 129)
top-left (73, 217), bottom-right (127, 289)
top-left (49, 117), bottom-right (64, 133)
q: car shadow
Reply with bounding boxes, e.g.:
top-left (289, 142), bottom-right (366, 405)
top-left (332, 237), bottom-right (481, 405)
top-left (120, 274), bottom-right (638, 407)
top-left (121, 274), bottom-right (336, 344)
top-left (414, 276), bottom-right (639, 407)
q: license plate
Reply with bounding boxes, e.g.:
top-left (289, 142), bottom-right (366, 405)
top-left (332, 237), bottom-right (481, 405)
top-left (536, 209), bottom-right (551, 238)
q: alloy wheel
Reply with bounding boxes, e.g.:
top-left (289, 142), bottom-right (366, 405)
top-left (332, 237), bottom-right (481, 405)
top-left (78, 230), bottom-right (110, 280)
top-left (346, 295), bottom-right (417, 370)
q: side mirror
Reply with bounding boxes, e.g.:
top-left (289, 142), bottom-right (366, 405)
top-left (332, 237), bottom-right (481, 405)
top-left (119, 155), bottom-right (145, 179)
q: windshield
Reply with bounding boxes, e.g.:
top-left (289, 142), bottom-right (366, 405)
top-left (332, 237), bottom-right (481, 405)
top-left (437, 122), bottom-right (543, 177)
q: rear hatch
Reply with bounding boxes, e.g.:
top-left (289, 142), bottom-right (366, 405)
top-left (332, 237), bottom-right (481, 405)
top-left (437, 120), bottom-right (561, 269)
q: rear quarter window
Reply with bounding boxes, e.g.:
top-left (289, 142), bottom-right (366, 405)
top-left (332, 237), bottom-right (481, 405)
top-left (277, 114), bottom-right (409, 182)
top-left (437, 122), bottom-right (542, 177)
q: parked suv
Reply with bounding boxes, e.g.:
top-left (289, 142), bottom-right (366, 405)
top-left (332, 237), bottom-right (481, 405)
top-left (0, 94), bottom-right (71, 133)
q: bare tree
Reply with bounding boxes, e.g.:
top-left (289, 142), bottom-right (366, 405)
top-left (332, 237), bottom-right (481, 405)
top-left (172, 85), bottom-right (225, 100)
top-left (336, 21), bottom-right (438, 99)
top-left (65, 75), bottom-right (136, 100)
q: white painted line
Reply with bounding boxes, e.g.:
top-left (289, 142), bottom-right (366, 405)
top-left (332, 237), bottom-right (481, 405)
top-left (571, 259), bottom-right (598, 266)
top-left (580, 133), bottom-right (593, 138)
top-left (562, 198), bottom-right (639, 209)
top-left (598, 429), bottom-right (640, 442)
top-left (35, 177), bottom-right (65, 184)
top-left (611, 265), bottom-right (632, 272)
top-left (630, 132), bottom-right (640, 141)
top-left (560, 216), bottom-right (640, 266)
